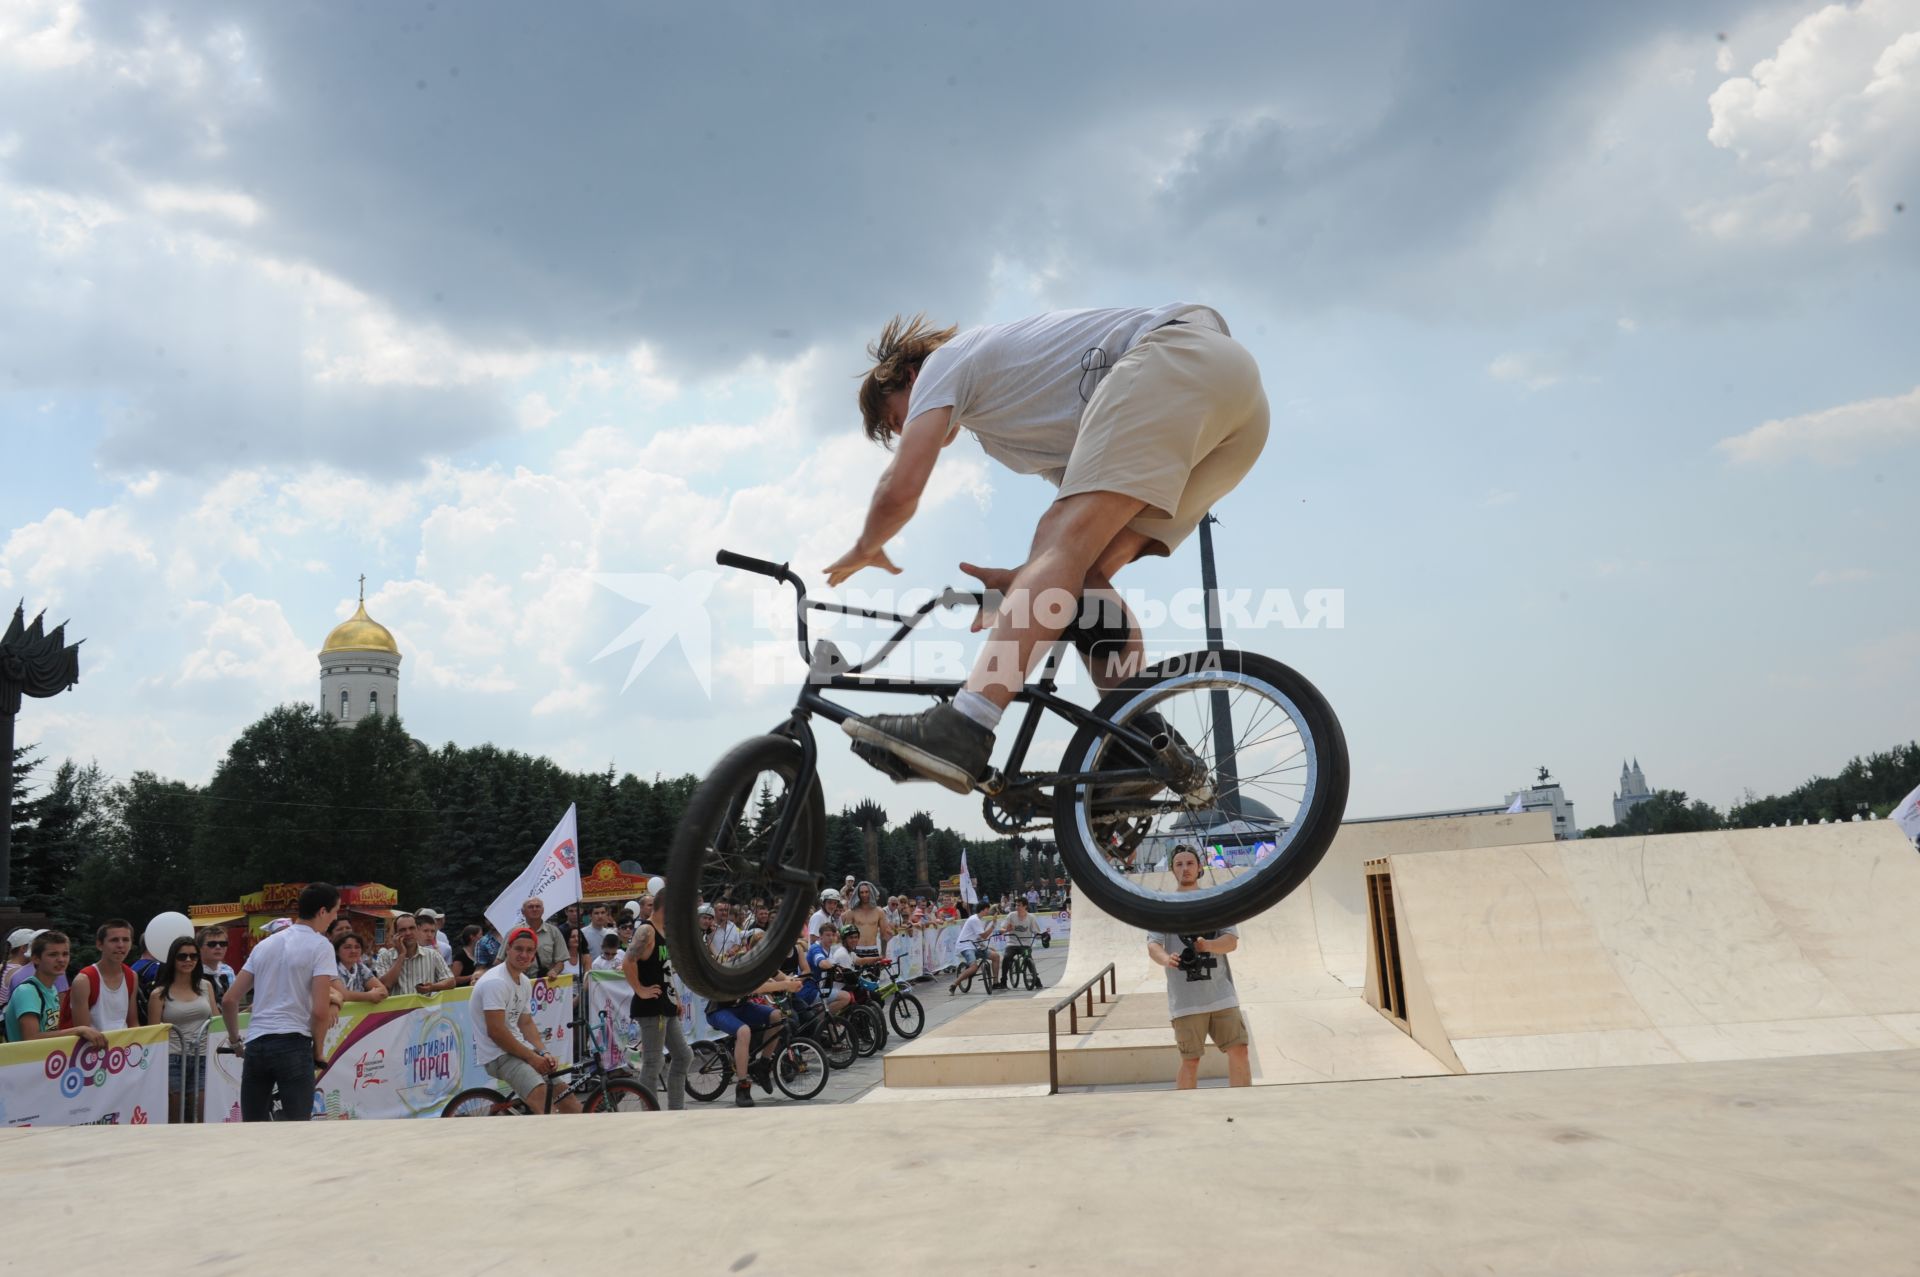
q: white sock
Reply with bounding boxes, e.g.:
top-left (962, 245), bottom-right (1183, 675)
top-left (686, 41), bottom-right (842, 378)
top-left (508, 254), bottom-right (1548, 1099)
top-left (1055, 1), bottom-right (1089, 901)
top-left (952, 689), bottom-right (1003, 730)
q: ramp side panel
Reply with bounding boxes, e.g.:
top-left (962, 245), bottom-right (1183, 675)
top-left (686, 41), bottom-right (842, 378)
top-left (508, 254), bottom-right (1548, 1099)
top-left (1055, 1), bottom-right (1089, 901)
top-left (1558, 834), bottom-right (1860, 1027)
top-left (1388, 844), bottom-right (1651, 1039)
top-left (1728, 823), bottom-right (1920, 1016)
top-left (1312, 811), bottom-right (1553, 986)
top-left (1243, 998), bottom-right (1451, 1084)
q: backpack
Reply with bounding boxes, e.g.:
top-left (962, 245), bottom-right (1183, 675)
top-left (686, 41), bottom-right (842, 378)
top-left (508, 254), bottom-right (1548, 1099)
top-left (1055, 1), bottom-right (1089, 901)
top-left (2, 979), bottom-right (56, 1043)
top-left (59, 963), bottom-right (138, 1029)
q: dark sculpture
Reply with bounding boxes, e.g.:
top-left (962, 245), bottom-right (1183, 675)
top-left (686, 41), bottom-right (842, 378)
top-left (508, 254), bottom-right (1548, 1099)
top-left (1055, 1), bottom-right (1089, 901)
top-left (2, 603), bottom-right (82, 905)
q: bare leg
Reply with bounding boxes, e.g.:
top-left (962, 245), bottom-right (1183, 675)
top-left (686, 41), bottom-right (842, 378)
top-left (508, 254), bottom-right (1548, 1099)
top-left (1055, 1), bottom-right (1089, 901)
top-left (1226, 1044), bottom-right (1252, 1087)
top-left (1175, 1057), bottom-right (1201, 1090)
top-left (966, 491), bottom-right (1148, 708)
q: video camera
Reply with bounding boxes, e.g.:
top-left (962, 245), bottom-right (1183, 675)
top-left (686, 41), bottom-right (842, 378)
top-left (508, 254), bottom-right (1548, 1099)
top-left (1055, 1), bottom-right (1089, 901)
top-left (1175, 932), bottom-right (1219, 982)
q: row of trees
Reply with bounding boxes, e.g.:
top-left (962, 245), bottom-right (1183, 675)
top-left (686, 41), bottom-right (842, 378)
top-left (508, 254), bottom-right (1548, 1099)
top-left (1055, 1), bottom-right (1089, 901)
top-left (7, 705), bottom-right (1054, 935)
top-left (1582, 741), bottom-right (1920, 839)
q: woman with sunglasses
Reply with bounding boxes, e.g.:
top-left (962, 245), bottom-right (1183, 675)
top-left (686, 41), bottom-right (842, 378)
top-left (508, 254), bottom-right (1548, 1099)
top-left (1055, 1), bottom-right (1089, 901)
top-left (149, 935), bottom-right (218, 1122)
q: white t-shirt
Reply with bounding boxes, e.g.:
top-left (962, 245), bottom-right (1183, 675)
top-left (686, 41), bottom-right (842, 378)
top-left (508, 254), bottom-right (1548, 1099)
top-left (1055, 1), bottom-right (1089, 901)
top-left (708, 921), bottom-right (743, 957)
top-left (240, 924), bottom-right (337, 1042)
top-left (582, 924), bottom-right (614, 954)
top-left (907, 305), bottom-right (1227, 477)
top-left (807, 909), bottom-right (838, 939)
top-left (590, 954), bottom-right (623, 972)
top-left (471, 964), bottom-right (537, 1066)
top-left (957, 915), bottom-right (989, 948)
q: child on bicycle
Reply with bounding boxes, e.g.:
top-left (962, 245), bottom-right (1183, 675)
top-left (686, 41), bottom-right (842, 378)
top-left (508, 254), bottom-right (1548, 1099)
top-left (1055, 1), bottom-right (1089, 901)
top-left (705, 968), bottom-right (804, 1108)
top-left (948, 902), bottom-right (1001, 995)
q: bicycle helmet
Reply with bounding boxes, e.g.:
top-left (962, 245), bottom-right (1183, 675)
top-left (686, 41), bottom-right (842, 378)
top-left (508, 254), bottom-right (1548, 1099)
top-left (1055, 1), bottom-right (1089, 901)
top-left (819, 888), bottom-right (842, 903)
top-left (697, 903), bottom-right (716, 918)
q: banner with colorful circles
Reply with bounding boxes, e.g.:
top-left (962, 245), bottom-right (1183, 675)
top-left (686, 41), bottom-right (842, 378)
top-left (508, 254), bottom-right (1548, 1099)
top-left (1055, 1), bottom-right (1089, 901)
top-left (0, 1024), bottom-right (171, 1128)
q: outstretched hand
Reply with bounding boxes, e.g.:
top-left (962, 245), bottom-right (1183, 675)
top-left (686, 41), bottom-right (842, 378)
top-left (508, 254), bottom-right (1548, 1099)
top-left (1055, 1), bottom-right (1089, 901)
top-left (958, 562), bottom-right (1014, 632)
top-left (825, 544), bottom-right (902, 588)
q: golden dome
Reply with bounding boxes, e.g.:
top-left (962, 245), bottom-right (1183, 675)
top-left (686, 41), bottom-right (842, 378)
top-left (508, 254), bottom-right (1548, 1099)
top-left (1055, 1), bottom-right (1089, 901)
top-left (321, 598), bottom-right (399, 655)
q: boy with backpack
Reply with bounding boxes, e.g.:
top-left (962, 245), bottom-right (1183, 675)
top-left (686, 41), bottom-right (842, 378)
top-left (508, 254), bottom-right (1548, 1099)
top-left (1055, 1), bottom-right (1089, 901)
top-left (64, 918), bottom-right (141, 1031)
top-left (3, 931), bottom-right (108, 1047)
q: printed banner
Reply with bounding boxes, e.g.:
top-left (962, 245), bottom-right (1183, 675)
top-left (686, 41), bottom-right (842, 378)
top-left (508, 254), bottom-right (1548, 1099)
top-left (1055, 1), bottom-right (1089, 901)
top-left (204, 976), bottom-right (576, 1121)
top-left (0, 1025), bottom-right (171, 1128)
top-left (581, 970), bottom-right (725, 1075)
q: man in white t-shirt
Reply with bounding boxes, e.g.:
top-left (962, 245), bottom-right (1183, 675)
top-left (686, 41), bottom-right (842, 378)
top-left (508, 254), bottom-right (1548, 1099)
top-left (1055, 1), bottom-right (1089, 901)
top-left (829, 306), bottom-right (1264, 792)
top-left (220, 883), bottom-right (343, 1121)
top-left (807, 889), bottom-right (844, 941)
top-left (472, 927), bottom-right (581, 1113)
top-left (947, 902), bottom-right (1001, 996)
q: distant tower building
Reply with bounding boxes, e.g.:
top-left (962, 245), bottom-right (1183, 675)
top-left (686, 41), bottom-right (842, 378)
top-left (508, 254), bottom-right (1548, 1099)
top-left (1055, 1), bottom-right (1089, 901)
top-left (1503, 766), bottom-right (1580, 839)
top-left (319, 576), bottom-right (401, 725)
top-left (1613, 758), bottom-right (1653, 824)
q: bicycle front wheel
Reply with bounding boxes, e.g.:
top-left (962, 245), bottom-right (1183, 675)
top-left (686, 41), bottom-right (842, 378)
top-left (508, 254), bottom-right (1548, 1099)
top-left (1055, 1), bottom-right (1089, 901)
top-left (585, 1079), bottom-right (660, 1114)
top-left (662, 734), bottom-right (825, 999)
top-left (848, 1005), bottom-right (884, 1058)
top-left (1052, 649), bottom-right (1349, 933)
top-left (817, 1017), bottom-right (856, 1070)
top-left (887, 992), bottom-right (925, 1040)
top-left (440, 1088), bottom-right (513, 1118)
top-left (773, 1039), bottom-right (830, 1101)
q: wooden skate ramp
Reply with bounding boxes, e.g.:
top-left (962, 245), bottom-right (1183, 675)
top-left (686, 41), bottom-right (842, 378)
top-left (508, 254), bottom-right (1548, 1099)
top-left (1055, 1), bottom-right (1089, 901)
top-left (1374, 822), bottom-right (1920, 1074)
top-left (887, 812), bottom-right (1548, 1088)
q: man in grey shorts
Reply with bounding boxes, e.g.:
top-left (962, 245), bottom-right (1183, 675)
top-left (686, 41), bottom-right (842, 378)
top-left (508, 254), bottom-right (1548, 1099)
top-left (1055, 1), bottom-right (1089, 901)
top-left (828, 306), bottom-right (1268, 792)
top-left (1146, 845), bottom-right (1251, 1089)
top-left (472, 926), bottom-right (581, 1113)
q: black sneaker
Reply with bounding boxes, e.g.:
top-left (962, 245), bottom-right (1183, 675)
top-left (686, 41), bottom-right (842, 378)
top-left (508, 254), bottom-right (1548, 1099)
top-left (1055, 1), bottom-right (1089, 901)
top-left (734, 1082), bottom-right (755, 1108)
top-left (749, 1057), bottom-right (774, 1095)
top-left (843, 703), bottom-right (994, 794)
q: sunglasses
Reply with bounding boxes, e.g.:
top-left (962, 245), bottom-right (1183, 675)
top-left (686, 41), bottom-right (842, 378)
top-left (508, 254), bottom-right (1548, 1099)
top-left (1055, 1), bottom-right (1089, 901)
top-left (203, 941), bottom-right (228, 948)
top-left (177, 952), bottom-right (200, 961)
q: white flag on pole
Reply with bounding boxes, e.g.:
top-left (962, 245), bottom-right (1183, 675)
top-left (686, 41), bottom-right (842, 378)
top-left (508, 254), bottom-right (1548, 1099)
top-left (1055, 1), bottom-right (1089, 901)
top-left (1506, 794), bottom-right (1526, 814)
top-left (1892, 782), bottom-right (1920, 844)
top-left (485, 804), bottom-right (584, 938)
top-left (958, 849), bottom-right (979, 905)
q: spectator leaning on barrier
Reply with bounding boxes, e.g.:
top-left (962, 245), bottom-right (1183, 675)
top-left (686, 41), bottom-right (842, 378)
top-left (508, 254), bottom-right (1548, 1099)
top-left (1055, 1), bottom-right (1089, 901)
top-left (519, 898), bottom-right (568, 977)
top-left (1146, 845), bottom-right (1250, 1090)
top-left (9, 928), bottom-right (68, 996)
top-left (417, 908), bottom-right (454, 963)
top-left (221, 883), bottom-right (342, 1122)
top-left (451, 925), bottom-right (483, 985)
top-left (3, 931), bottom-right (107, 1048)
top-left (66, 917), bottom-right (139, 1032)
top-left (150, 934), bottom-right (217, 1122)
top-left (333, 932), bottom-right (388, 1003)
top-left (199, 929), bottom-right (237, 1001)
top-left (374, 912), bottom-right (456, 997)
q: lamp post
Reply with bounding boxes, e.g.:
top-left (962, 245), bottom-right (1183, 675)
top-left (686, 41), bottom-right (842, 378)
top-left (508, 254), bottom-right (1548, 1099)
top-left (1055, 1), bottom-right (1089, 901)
top-left (2, 603), bottom-right (82, 907)
top-left (1197, 514), bottom-right (1241, 821)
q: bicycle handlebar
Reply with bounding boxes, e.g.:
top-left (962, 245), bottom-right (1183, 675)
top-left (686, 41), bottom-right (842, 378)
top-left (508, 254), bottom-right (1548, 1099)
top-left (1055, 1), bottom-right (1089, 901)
top-left (715, 549), bottom-right (791, 579)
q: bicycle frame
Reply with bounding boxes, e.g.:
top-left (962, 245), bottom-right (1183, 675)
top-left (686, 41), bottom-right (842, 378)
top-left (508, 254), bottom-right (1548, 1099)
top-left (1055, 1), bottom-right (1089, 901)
top-left (713, 549), bottom-right (1177, 887)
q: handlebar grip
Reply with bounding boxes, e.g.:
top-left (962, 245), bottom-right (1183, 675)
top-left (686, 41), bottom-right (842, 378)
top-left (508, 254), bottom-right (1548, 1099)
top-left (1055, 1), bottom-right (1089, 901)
top-left (715, 549), bottom-right (789, 578)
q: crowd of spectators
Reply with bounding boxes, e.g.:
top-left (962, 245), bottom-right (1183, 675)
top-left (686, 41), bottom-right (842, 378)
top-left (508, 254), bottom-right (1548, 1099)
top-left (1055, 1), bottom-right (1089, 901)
top-left (0, 876), bottom-right (1067, 1121)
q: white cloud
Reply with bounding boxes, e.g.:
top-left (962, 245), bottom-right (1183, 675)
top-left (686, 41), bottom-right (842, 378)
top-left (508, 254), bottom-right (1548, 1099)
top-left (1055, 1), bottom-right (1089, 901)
top-left (140, 183), bottom-right (262, 226)
top-left (171, 594), bottom-right (311, 692)
top-left (1810, 567), bottom-right (1874, 586)
top-left (1488, 352), bottom-right (1559, 390)
top-left (0, 1), bottom-right (92, 71)
top-left (1717, 386), bottom-right (1920, 464)
top-left (1704, 1), bottom-right (1920, 242)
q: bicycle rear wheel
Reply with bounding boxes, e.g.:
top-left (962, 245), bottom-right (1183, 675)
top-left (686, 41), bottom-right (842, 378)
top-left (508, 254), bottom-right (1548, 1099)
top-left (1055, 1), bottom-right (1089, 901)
top-left (1052, 649), bottom-right (1349, 934)
top-left (585, 1079), bottom-right (660, 1113)
top-left (440, 1088), bottom-right (514, 1118)
top-left (887, 992), bottom-right (925, 1039)
top-left (662, 733), bottom-right (825, 1000)
top-left (685, 1041), bottom-right (732, 1103)
top-left (816, 1015), bottom-right (856, 1070)
top-left (847, 1005), bottom-right (884, 1058)
top-left (773, 1039), bottom-right (830, 1101)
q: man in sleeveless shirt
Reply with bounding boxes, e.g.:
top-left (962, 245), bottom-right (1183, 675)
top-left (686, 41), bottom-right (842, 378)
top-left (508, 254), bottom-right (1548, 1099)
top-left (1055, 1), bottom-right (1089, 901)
top-left (829, 307), bottom-right (1266, 791)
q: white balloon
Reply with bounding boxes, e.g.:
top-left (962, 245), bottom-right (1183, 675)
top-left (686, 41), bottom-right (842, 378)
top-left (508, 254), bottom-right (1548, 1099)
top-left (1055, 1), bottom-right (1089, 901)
top-left (647, 876), bottom-right (665, 896)
top-left (143, 910), bottom-right (194, 957)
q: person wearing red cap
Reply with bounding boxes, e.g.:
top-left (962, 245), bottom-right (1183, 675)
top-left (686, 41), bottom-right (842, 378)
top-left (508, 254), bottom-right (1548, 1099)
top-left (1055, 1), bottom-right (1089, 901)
top-left (471, 926), bottom-right (581, 1113)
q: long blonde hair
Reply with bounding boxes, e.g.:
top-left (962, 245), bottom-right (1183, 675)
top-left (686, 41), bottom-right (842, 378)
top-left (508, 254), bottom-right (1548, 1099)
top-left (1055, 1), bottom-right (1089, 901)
top-left (857, 313), bottom-right (957, 446)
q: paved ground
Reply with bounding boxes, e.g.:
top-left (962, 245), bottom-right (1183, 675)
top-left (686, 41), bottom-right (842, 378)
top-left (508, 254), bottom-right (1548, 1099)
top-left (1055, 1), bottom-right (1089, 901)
top-left (675, 943), bottom-right (1074, 1110)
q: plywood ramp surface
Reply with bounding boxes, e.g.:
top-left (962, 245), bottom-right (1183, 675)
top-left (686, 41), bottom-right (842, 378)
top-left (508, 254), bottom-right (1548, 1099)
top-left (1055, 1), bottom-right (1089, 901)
top-left (1386, 822), bottom-right (1920, 1073)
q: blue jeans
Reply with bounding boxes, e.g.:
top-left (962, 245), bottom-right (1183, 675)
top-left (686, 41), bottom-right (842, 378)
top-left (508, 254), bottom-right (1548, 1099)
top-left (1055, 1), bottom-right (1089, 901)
top-left (241, 1033), bottom-right (317, 1122)
top-left (706, 1001), bottom-right (774, 1039)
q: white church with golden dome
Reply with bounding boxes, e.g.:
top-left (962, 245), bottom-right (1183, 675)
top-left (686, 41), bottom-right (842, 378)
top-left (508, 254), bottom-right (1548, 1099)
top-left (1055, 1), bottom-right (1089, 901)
top-left (319, 576), bottom-right (402, 725)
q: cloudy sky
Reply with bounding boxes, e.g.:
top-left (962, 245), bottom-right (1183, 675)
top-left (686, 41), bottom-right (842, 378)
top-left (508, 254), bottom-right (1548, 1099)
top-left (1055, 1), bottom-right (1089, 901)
top-left (2, 0), bottom-right (1915, 844)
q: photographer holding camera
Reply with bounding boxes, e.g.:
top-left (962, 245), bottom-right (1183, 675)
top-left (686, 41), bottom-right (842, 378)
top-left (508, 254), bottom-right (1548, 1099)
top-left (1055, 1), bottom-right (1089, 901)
top-left (1145, 845), bottom-right (1251, 1089)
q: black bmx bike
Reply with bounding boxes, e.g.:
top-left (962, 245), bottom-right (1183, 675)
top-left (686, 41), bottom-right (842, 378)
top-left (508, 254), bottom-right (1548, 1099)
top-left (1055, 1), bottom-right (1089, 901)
top-left (439, 1056), bottom-right (660, 1116)
top-left (999, 942), bottom-right (1045, 992)
top-left (662, 549), bottom-right (1349, 1002)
